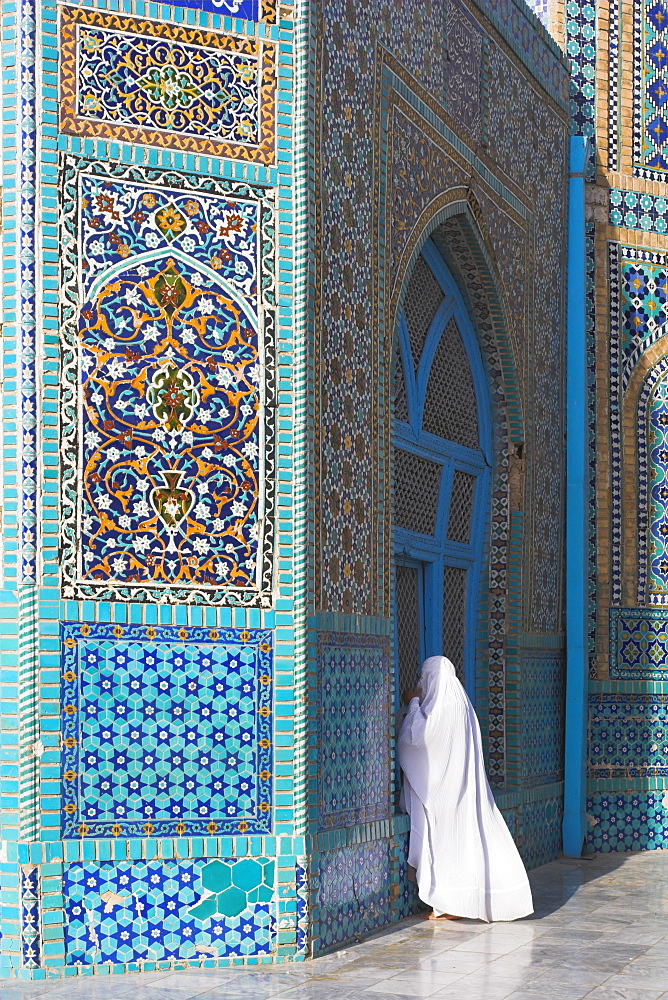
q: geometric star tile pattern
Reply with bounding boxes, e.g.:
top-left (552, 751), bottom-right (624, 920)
top-left (587, 791), bottom-right (668, 852)
top-left (609, 608), bottom-right (668, 679)
top-left (317, 634), bottom-right (392, 831)
top-left (63, 858), bottom-right (276, 965)
top-left (566, 0), bottom-right (596, 138)
top-left (61, 621), bottom-right (273, 838)
top-left (610, 188), bottom-right (668, 232)
top-left (589, 691), bottom-right (668, 776)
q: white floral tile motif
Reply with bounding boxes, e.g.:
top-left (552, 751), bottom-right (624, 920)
top-left (60, 158), bottom-right (276, 606)
top-left (59, 8), bottom-right (277, 159)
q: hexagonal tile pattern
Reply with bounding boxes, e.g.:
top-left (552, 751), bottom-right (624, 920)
top-left (61, 622), bottom-right (273, 838)
top-left (63, 858), bottom-right (276, 965)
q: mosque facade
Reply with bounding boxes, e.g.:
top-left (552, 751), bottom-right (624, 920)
top-left (0, 0), bottom-right (660, 980)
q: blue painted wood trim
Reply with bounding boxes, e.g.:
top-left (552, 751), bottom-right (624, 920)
top-left (393, 239), bottom-right (493, 704)
top-left (563, 136), bottom-right (591, 857)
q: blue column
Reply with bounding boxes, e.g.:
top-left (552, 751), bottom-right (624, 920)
top-left (563, 136), bottom-right (591, 857)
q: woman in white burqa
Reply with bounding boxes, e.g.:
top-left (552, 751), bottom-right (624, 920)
top-left (398, 656), bottom-right (533, 922)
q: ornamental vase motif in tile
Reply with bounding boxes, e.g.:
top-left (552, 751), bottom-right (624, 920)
top-left (59, 8), bottom-right (276, 160)
top-left (59, 157), bottom-right (276, 606)
top-left (60, 622), bottom-right (274, 838)
top-left (63, 858), bottom-right (276, 965)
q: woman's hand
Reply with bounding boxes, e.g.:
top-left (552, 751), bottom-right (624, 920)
top-left (402, 688), bottom-right (419, 705)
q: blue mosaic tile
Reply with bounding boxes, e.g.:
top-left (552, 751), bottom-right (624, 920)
top-left (609, 608), bottom-right (668, 679)
top-left (61, 621), bottom-right (273, 838)
top-left (295, 860), bottom-right (308, 955)
top-left (587, 791), bottom-right (668, 852)
top-left (60, 158), bottom-right (276, 607)
top-left (395, 831), bottom-right (420, 920)
top-left (317, 841), bottom-right (391, 952)
top-left (161, 0), bottom-right (275, 20)
top-left (317, 634), bottom-right (392, 831)
top-left (525, 0), bottom-right (549, 26)
top-left (646, 382), bottom-right (668, 600)
top-left (633, 0), bottom-right (668, 179)
top-left (586, 223), bottom-right (598, 677)
top-left (63, 858), bottom-right (276, 965)
top-left (520, 654), bottom-right (565, 786)
top-left (589, 690), bottom-right (668, 776)
top-left (20, 867), bottom-right (40, 971)
top-left (60, 8), bottom-right (276, 160)
top-left (519, 796), bottom-right (563, 869)
top-left (610, 188), bottom-right (668, 232)
top-left (566, 0), bottom-right (597, 138)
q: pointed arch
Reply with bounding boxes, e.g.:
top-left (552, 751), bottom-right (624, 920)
top-left (389, 199), bottom-right (525, 788)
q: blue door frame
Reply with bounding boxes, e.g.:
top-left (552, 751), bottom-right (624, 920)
top-left (394, 238), bottom-right (492, 701)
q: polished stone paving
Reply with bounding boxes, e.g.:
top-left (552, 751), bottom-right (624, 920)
top-left (2, 852), bottom-right (668, 1000)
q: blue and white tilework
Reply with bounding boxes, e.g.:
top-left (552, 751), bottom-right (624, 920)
top-left (59, 8), bottom-right (276, 160)
top-left (633, 0), bottom-right (668, 180)
top-left (18, 0), bottom-right (37, 581)
top-left (520, 655), bottom-right (565, 786)
top-left (19, 867), bottom-right (40, 971)
top-left (317, 634), bottom-right (391, 831)
top-left (394, 832), bottom-right (421, 921)
top-left (608, 0), bottom-right (621, 168)
top-left (295, 860), bottom-right (308, 955)
top-left (317, 841), bottom-right (391, 952)
top-left (566, 0), bottom-right (597, 139)
top-left (586, 223), bottom-right (598, 677)
top-left (60, 621), bottom-right (273, 838)
top-left (589, 690), bottom-right (668, 777)
top-left (610, 188), bottom-right (668, 232)
top-left (587, 791), bottom-right (668, 851)
top-left (158, 0), bottom-right (274, 20)
top-left (610, 608), bottom-right (668, 678)
top-left (63, 857), bottom-right (276, 965)
top-left (519, 796), bottom-right (563, 870)
top-left (525, 0), bottom-right (549, 26)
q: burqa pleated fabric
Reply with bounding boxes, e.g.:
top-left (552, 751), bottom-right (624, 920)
top-left (398, 656), bottom-right (533, 922)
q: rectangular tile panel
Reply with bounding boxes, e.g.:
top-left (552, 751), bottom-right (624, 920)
top-left (60, 7), bottom-right (276, 160)
top-left (61, 621), bottom-right (273, 838)
top-left (59, 158), bottom-right (276, 607)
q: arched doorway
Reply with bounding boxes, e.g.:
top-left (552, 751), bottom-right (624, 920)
top-left (394, 237), bottom-right (492, 703)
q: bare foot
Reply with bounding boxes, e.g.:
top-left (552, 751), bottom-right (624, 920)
top-left (420, 911), bottom-right (462, 921)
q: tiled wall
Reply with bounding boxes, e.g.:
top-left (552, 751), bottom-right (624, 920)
top-left (316, 634), bottom-right (392, 832)
top-left (0, 0), bottom-right (302, 976)
top-left (553, 0), bottom-right (668, 853)
top-left (0, 0), bottom-right (571, 977)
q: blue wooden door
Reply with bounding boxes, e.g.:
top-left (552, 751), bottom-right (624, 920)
top-left (394, 239), bottom-right (491, 700)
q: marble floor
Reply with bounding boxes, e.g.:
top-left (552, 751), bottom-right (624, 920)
top-left (2, 851), bottom-right (668, 1000)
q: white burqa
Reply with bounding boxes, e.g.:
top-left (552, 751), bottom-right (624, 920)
top-left (398, 656), bottom-right (533, 921)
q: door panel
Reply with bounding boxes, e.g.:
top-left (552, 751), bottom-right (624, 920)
top-left (393, 238), bottom-right (491, 701)
top-left (395, 562), bottom-right (424, 699)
